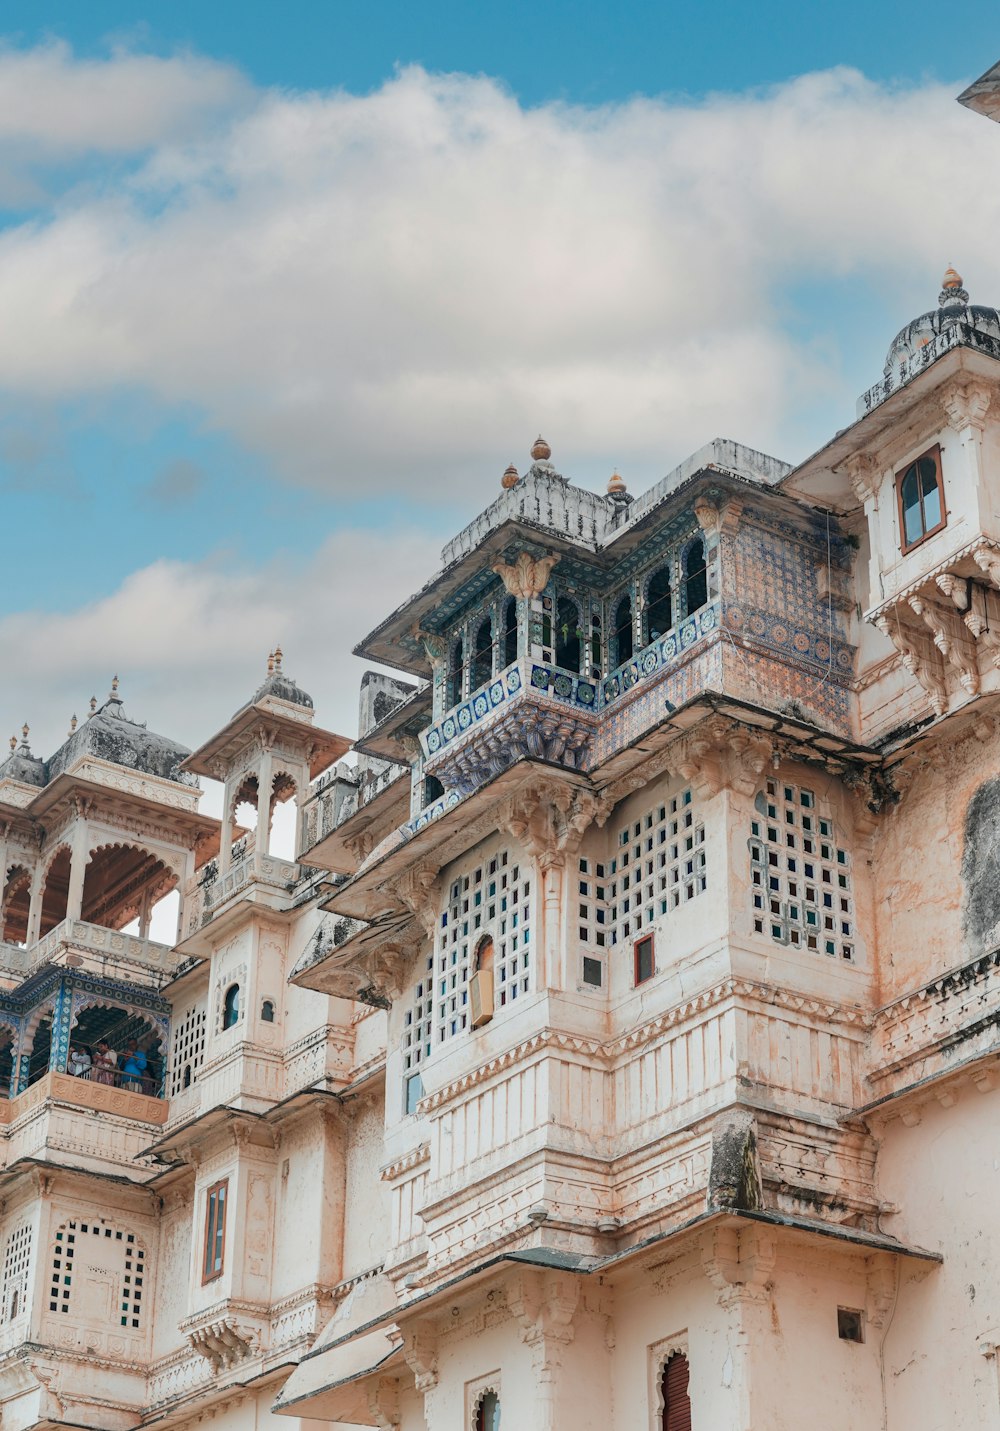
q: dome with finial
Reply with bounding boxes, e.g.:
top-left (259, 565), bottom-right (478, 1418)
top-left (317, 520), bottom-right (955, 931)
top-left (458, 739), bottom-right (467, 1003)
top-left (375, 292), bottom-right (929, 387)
top-left (46, 676), bottom-right (195, 786)
top-left (530, 435), bottom-right (551, 462)
top-left (0, 723), bottom-right (46, 789)
top-left (501, 463), bottom-right (519, 490)
top-left (240, 647), bottom-right (314, 715)
top-left (883, 266), bottom-right (1000, 377)
top-left (607, 469), bottom-right (627, 495)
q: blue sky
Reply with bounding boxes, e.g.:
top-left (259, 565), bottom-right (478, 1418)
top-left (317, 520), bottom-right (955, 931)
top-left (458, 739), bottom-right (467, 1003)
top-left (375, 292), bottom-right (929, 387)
top-left (2, 3), bottom-right (1000, 752)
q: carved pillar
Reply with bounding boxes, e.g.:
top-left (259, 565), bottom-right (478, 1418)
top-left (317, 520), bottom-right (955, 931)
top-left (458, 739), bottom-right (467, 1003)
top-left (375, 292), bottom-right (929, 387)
top-left (219, 774), bottom-right (235, 875)
top-left (25, 860), bottom-right (44, 948)
top-left (510, 1271), bottom-right (580, 1431)
top-left (942, 377), bottom-right (992, 498)
top-left (0, 823), bottom-right (9, 911)
top-left (176, 848), bottom-right (195, 944)
top-left (256, 747), bottom-right (274, 858)
top-left (48, 980), bottom-right (73, 1074)
top-left (64, 818), bottom-right (89, 925)
top-left (403, 1326), bottom-right (438, 1431)
top-left (702, 1223), bottom-right (777, 1431)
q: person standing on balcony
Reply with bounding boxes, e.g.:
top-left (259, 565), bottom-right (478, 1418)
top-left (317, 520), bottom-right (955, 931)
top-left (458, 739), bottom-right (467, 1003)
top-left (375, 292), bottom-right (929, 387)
top-left (68, 1045), bottom-right (91, 1077)
top-left (93, 1040), bottom-right (117, 1085)
top-left (120, 1039), bottom-right (147, 1092)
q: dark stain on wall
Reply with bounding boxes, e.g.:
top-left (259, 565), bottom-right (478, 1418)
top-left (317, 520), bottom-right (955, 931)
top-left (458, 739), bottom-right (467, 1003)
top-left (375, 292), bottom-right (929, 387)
top-left (962, 777), bottom-right (1000, 952)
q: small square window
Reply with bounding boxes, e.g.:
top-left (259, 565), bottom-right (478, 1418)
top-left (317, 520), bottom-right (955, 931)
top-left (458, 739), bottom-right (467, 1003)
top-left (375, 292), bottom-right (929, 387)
top-left (837, 1307), bottom-right (864, 1343)
top-left (582, 957), bottom-right (603, 987)
top-left (634, 935), bottom-right (654, 985)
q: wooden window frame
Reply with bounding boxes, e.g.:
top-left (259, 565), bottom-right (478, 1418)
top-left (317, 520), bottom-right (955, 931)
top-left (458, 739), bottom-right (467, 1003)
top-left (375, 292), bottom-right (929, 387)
top-left (202, 1179), bottom-right (228, 1284)
top-left (633, 932), bottom-right (655, 986)
top-left (895, 444), bottom-right (946, 554)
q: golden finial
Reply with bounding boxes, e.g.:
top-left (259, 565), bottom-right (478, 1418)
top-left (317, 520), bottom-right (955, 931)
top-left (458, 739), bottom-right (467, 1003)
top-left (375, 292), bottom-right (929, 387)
top-left (20, 723), bottom-right (29, 746)
top-left (266, 649), bottom-right (275, 675)
top-left (501, 463), bottom-right (519, 490)
top-left (274, 645), bottom-right (283, 671)
top-left (89, 696), bottom-right (97, 716)
top-left (530, 435), bottom-right (551, 462)
top-left (942, 264), bottom-right (963, 290)
top-left (69, 714), bottom-right (77, 736)
top-left (111, 674), bottom-right (119, 694)
top-left (8, 736), bottom-right (15, 753)
top-left (607, 469), bottom-right (627, 495)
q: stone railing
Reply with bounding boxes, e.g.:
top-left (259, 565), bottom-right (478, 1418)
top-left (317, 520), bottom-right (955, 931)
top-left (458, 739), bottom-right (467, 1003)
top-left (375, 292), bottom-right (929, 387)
top-left (0, 1070), bottom-right (168, 1126)
top-left (193, 849), bottom-right (301, 928)
top-left (866, 947), bottom-right (1000, 1103)
top-left (28, 919), bottom-right (181, 978)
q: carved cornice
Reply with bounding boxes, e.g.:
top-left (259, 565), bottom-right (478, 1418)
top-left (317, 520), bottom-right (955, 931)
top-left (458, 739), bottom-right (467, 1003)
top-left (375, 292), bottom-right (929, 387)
top-left (381, 1142), bottom-right (431, 1182)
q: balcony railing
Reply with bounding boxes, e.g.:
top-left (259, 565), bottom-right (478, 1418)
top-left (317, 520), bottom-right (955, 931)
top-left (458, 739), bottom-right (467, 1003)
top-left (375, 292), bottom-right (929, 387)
top-left (0, 1070), bottom-right (168, 1126)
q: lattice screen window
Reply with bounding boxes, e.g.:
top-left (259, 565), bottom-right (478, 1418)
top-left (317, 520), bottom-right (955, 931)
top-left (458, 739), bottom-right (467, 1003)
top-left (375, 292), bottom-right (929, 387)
top-left (750, 778), bottom-right (854, 961)
top-left (402, 953), bottom-right (434, 1075)
top-left (435, 849), bottom-right (531, 1043)
top-left (169, 1004), bottom-right (206, 1096)
top-left (579, 790), bottom-right (706, 951)
top-left (49, 1220), bottom-right (146, 1329)
top-left (2, 1223), bottom-right (31, 1322)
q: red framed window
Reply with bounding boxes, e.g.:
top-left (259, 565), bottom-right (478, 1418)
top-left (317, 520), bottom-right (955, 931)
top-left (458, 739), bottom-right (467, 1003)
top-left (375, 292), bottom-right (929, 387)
top-left (202, 1179), bottom-right (228, 1283)
top-left (634, 933), bottom-right (654, 985)
top-left (896, 445), bottom-right (945, 552)
top-left (661, 1352), bottom-right (691, 1431)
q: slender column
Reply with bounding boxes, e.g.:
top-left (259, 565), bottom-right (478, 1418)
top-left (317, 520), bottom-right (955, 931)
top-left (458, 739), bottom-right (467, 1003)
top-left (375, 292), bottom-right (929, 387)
top-left (256, 748), bottom-right (274, 857)
top-left (176, 849), bottom-right (195, 943)
top-left (25, 862), bottom-right (44, 948)
top-left (137, 886), bottom-right (153, 940)
top-left (48, 981), bottom-right (73, 1075)
top-left (65, 821), bottom-right (89, 924)
top-left (219, 776), bottom-right (235, 875)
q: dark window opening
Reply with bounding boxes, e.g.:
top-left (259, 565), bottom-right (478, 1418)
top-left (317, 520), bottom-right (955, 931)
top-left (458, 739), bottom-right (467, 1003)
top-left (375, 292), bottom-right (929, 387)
top-left (473, 618), bottom-right (493, 690)
top-left (838, 1307), bottom-right (864, 1343)
top-left (613, 595), bottom-right (633, 667)
top-left (684, 538), bottom-right (708, 615)
top-left (541, 611), bottom-right (552, 652)
top-left (182, 1064), bottom-right (192, 1089)
top-left (555, 597), bottom-right (582, 672)
top-left (503, 597), bottom-right (518, 667)
top-left (405, 1072), bottom-right (424, 1115)
top-left (660, 1352), bottom-right (691, 1431)
top-left (897, 446), bottom-right (945, 551)
top-left (583, 956), bottom-right (603, 987)
top-left (222, 984), bottom-right (241, 1030)
top-left (424, 774), bottom-right (444, 806)
top-left (260, 999), bottom-right (276, 1023)
top-left (476, 1391), bottom-right (500, 1431)
top-left (447, 635), bottom-right (465, 707)
top-left (645, 566), bottom-right (673, 643)
top-left (590, 611), bottom-right (602, 677)
top-left (634, 934), bottom-right (654, 985)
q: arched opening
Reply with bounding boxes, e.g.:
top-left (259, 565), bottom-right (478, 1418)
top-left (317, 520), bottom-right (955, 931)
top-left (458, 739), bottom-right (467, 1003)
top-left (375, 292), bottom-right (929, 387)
top-left (1, 867), bottom-right (30, 946)
top-left (423, 773), bottom-right (444, 807)
top-left (260, 999), bottom-right (276, 1023)
top-left (555, 597), bottom-right (582, 673)
top-left (590, 610), bottom-right (602, 678)
top-left (645, 566), bottom-right (673, 643)
top-left (83, 844), bottom-right (176, 934)
top-left (659, 1352), bottom-right (691, 1430)
top-left (475, 1390), bottom-right (500, 1431)
top-left (471, 936), bottom-right (495, 1028)
top-left (268, 771), bottom-right (300, 860)
top-left (472, 618), bottom-right (493, 690)
top-left (231, 774), bottom-right (260, 858)
top-left (182, 1063), bottom-right (192, 1088)
top-left (70, 1007), bottom-right (163, 1095)
top-left (39, 848), bottom-right (71, 937)
top-left (0, 1028), bottom-right (15, 1097)
top-left (222, 984), bottom-right (241, 1031)
top-left (684, 537), bottom-right (708, 615)
top-left (27, 1015), bottom-right (52, 1087)
top-left (503, 596), bottom-right (518, 667)
top-left (612, 594), bottom-right (633, 668)
top-left (447, 635), bottom-right (465, 708)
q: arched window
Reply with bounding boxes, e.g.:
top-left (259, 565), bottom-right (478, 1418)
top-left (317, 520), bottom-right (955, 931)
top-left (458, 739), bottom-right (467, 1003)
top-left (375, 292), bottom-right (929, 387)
top-left (423, 774), bottom-right (444, 806)
top-left (684, 538), bottom-right (707, 615)
top-left (475, 1391), bottom-right (500, 1431)
top-left (660, 1352), bottom-right (691, 1431)
top-left (645, 566), bottom-right (673, 643)
top-left (897, 445), bottom-right (945, 550)
top-left (555, 597), bottom-right (582, 672)
top-left (182, 1064), bottom-right (192, 1089)
top-left (260, 999), bottom-right (276, 1023)
top-left (612, 594), bottom-right (633, 668)
top-left (472, 618), bottom-right (493, 690)
top-left (503, 597), bottom-right (518, 667)
top-left (222, 984), bottom-right (241, 1030)
top-left (447, 635), bottom-right (465, 708)
top-left (471, 936), bottom-right (495, 1028)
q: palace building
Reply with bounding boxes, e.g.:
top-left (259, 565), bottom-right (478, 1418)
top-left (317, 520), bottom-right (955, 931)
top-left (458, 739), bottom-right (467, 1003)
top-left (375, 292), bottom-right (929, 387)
top-left (2, 68), bottom-right (1000, 1431)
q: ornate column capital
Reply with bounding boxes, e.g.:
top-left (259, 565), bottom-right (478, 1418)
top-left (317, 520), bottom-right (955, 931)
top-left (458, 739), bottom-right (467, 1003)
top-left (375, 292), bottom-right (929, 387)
top-left (491, 551), bottom-right (559, 599)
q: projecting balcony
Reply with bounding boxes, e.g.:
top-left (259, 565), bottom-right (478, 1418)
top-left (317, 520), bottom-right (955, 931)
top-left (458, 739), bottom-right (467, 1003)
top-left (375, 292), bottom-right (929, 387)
top-left (419, 604), bottom-right (721, 797)
top-left (0, 1069), bottom-right (168, 1127)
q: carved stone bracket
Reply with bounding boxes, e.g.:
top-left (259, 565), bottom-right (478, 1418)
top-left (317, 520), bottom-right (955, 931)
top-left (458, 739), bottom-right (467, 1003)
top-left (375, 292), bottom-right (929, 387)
top-left (187, 1318), bottom-right (259, 1371)
top-left (941, 377), bottom-right (993, 433)
top-left (491, 551), bottom-right (559, 599)
top-left (702, 1223), bottom-right (776, 1308)
top-left (843, 452), bottom-right (881, 506)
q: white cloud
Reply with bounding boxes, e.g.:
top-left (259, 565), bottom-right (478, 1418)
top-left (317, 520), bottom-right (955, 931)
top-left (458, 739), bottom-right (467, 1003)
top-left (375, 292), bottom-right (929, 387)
top-left (0, 60), bottom-right (996, 504)
top-left (0, 530), bottom-right (430, 759)
top-left (0, 40), bottom-right (250, 162)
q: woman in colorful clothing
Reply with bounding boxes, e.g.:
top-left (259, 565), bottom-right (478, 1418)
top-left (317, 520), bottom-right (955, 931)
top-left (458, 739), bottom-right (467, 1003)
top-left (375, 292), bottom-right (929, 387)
top-left (93, 1040), bottom-right (117, 1085)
